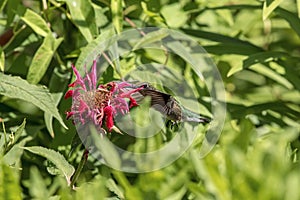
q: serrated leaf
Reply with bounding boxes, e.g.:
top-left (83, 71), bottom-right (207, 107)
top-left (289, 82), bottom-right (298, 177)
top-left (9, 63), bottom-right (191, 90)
top-left (3, 136), bottom-right (32, 167)
top-left (0, 161), bottom-right (22, 200)
top-left (21, 8), bottom-right (51, 37)
top-left (23, 146), bottom-right (75, 182)
top-left (0, 73), bottom-right (67, 129)
top-left (4, 119), bottom-right (26, 154)
top-left (106, 178), bottom-right (125, 199)
top-left (44, 93), bottom-right (63, 138)
top-left (27, 33), bottom-right (63, 84)
top-left (58, 0), bottom-right (97, 42)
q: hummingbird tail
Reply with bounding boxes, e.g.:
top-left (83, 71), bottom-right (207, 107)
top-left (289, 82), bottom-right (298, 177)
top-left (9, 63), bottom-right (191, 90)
top-left (184, 115), bottom-right (212, 124)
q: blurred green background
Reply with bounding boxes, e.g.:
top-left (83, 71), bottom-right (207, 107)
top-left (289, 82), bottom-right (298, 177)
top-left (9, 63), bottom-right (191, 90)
top-left (0, 0), bottom-right (299, 199)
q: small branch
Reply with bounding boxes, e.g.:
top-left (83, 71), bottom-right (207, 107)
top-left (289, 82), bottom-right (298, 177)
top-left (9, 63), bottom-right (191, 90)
top-left (69, 149), bottom-right (89, 189)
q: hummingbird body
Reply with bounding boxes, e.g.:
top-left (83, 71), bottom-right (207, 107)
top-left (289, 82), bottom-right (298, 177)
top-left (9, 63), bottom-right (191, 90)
top-left (135, 83), bottom-right (211, 124)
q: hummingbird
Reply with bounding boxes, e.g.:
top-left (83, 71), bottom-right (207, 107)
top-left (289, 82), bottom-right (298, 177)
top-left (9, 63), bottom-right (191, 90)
top-left (131, 83), bottom-right (212, 125)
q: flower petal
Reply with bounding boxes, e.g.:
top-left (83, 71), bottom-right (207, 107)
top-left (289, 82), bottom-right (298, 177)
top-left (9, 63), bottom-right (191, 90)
top-left (64, 90), bottom-right (74, 99)
top-left (104, 105), bottom-right (114, 132)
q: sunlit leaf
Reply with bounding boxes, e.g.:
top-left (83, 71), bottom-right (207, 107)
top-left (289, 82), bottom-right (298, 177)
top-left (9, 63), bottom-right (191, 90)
top-left (0, 73), bottom-right (67, 129)
top-left (132, 29), bottom-right (169, 51)
top-left (21, 8), bottom-right (51, 37)
top-left (27, 33), bottom-right (63, 84)
top-left (23, 146), bottom-right (75, 182)
top-left (0, 48), bottom-right (4, 72)
top-left (111, 0), bottom-right (123, 34)
top-left (161, 3), bottom-right (188, 28)
top-left (0, 0), bottom-right (8, 12)
top-left (0, 161), bottom-right (22, 200)
top-left (250, 64), bottom-right (293, 89)
top-left (106, 178), bottom-right (125, 199)
top-left (58, 0), bottom-right (97, 42)
top-left (75, 28), bottom-right (115, 73)
top-left (263, 0), bottom-right (283, 20)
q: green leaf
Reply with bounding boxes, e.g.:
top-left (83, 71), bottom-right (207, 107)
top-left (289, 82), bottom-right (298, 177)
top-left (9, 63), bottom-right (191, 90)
top-left (0, 161), bottom-right (22, 200)
top-left (164, 186), bottom-right (186, 200)
top-left (263, 0), bottom-right (283, 20)
top-left (161, 4), bottom-right (188, 28)
top-left (13, 118), bottom-right (26, 144)
top-left (27, 167), bottom-right (50, 199)
top-left (23, 146), bottom-right (75, 182)
top-left (141, 2), bottom-right (165, 25)
top-left (276, 7), bottom-right (300, 37)
top-left (75, 28), bottom-right (115, 73)
top-left (0, 0), bottom-right (8, 13)
top-left (250, 64), bottom-right (293, 89)
top-left (111, 0), bottom-right (123, 34)
top-left (106, 178), bottom-right (125, 199)
top-left (21, 8), bottom-right (51, 37)
top-left (27, 33), bottom-right (63, 84)
top-left (0, 47), bottom-right (4, 72)
top-left (3, 26), bottom-right (31, 53)
top-left (91, 126), bottom-right (121, 169)
top-left (58, 0), bottom-right (97, 42)
top-left (132, 29), bottom-right (169, 51)
top-left (204, 43), bottom-right (262, 55)
top-left (298, 0), bottom-right (300, 18)
top-left (44, 93), bottom-right (63, 138)
top-left (0, 73), bottom-right (67, 129)
top-left (4, 118), bottom-right (26, 154)
top-left (3, 136), bottom-right (32, 167)
top-left (243, 51), bottom-right (289, 69)
top-left (181, 29), bottom-right (263, 52)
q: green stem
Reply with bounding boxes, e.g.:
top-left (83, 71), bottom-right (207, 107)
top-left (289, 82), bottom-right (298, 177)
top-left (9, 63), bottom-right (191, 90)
top-left (1, 120), bottom-right (7, 153)
top-left (70, 149), bottom-right (89, 189)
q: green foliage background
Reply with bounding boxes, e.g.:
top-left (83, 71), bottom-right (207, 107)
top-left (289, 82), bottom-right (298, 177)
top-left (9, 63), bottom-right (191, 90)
top-left (0, 0), bottom-right (300, 199)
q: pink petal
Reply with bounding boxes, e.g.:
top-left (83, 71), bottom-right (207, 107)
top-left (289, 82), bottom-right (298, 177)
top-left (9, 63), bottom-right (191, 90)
top-left (66, 111), bottom-right (74, 119)
top-left (71, 64), bottom-right (86, 90)
top-left (104, 106), bottom-right (114, 132)
top-left (129, 97), bottom-right (138, 108)
top-left (64, 90), bottom-right (74, 99)
top-left (90, 60), bottom-right (97, 89)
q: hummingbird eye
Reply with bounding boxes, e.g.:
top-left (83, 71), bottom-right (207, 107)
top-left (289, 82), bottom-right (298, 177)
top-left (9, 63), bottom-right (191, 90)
top-left (139, 82), bottom-right (150, 88)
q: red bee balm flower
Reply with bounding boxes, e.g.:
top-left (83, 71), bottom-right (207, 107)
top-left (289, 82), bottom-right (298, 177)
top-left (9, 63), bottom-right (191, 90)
top-left (64, 60), bottom-right (142, 133)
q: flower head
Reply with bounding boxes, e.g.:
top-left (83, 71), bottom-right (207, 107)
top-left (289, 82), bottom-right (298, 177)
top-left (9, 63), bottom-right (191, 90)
top-left (65, 60), bottom-right (143, 133)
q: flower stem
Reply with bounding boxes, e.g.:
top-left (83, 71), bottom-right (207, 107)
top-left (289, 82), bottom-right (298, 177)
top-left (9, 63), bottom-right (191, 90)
top-left (70, 149), bottom-right (89, 189)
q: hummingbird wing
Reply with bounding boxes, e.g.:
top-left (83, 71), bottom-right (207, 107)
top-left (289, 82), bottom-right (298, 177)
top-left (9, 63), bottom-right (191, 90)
top-left (127, 82), bottom-right (212, 124)
top-left (138, 87), bottom-right (174, 116)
